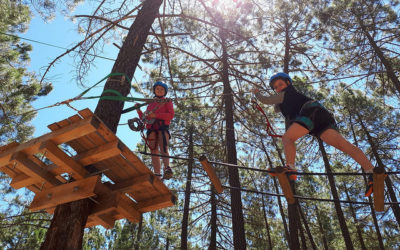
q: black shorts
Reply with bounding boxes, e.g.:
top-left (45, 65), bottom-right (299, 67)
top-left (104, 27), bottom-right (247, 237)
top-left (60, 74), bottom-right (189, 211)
top-left (292, 101), bottom-right (337, 137)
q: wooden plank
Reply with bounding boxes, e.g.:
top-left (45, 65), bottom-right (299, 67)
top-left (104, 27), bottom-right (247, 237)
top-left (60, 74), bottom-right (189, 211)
top-left (275, 166), bottom-right (295, 204)
top-left (0, 116), bottom-right (100, 167)
top-left (110, 174), bottom-right (153, 193)
top-left (10, 173), bottom-right (37, 189)
top-left (373, 167), bottom-right (385, 212)
top-left (29, 175), bottom-right (101, 211)
top-left (89, 182), bottom-right (118, 217)
top-left (0, 142), bottom-right (20, 153)
top-left (75, 140), bottom-right (122, 166)
top-left (40, 140), bottom-right (88, 179)
top-left (97, 213), bottom-right (116, 229)
top-left (0, 164), bottom-right (19, 178)
top-left (117, 194), bottom-right (141, 223)
top-left (11, 152), bottom-right (62, 187)
top-left (199, 155), bottom-right (224, 194)
top-left (118, 141), bottom-right (152, 176)
top-left (78, 108), bottom-right (94, 119)
top-left (134, 194), bottom-right (176, 212)
top-left (85, 217), bottom-right (98, 228)
top-left (47, 123), bottom-right (61, 131)
top-left (94, 118), bottom-right (118, 142)
top-left (89, 182), bottom-right (140, 225)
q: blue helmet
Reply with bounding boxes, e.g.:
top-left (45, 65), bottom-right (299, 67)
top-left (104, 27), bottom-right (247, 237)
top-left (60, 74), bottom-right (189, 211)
top-left (153, 81), bottom-right (168, 96)
top-left (269, 72), bottom-right (292, 89)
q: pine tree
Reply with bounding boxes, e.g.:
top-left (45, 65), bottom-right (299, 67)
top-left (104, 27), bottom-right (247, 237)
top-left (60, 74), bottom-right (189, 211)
top-left (0, 0), bottom-right (52, 144)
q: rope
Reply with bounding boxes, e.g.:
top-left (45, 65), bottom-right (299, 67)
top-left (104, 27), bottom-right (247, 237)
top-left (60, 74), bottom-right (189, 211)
top-left (134, 152), bottom-right (400, 177)
top-left (138, 151), bottom-right (193, 161)
top-left (223, 185), bottom-right (400, 205)
top-left (251, 99), bottom-right (282, 138)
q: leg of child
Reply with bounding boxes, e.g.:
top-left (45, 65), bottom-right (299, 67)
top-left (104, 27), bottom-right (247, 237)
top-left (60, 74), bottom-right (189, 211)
top-left (319, 129), bottom-right (374, 172)
top-left (148, 131), bottom-right (161, 175)
top-left (157, 130), bottom-right (170, 168)
top-left (282, 123), bottom-right (310, 169)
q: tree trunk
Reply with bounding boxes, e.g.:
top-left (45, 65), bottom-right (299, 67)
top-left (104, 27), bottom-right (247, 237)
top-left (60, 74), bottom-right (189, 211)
top-left (134, 215), bottom-right (143, 250)
top-left (315, 206), bottom-right (329, 250)
top-left (298, 218), bottom-right (307, 250)
top-left (40, 1), bottom-right (163, 249)
top-left (261, 140), bottom-right (290, 245)
top-left (318, 139), bottom-right (354, 250)
top-left (181, 126), bottom-right (194, 250)
top-left (220, 30), bottom-right (246, 249)
top-left (349, 111), bottom-right (386, 249)
top-left (357, 17), bottom-right (400, 95)
top-left (288, 183), bottom-right (299, 250)
top-left (298, 204), bottom-right (317, 250)
top-left (355, 113), bottom-right (400, 227)
top-left (344, 186), bottom-right (366, 250)
top-left (209, 188), bottom-right (217, 250)
top-left (261, 194), bottom-right (273, 249)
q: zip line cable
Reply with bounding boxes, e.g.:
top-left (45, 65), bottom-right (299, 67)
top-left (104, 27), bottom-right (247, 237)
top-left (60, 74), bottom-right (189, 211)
top-left (0, 32), bottom-right (115, 61)
top-left (223, 185), bottom-right (400, 205)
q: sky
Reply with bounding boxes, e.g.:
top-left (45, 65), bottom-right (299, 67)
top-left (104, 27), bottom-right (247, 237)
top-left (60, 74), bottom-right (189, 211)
top-left (23, 3), bottom-right (143, 150)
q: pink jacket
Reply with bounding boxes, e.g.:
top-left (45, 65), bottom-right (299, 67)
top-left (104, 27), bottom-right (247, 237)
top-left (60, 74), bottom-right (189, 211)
top-left (137, 97), bottom-right (174, 130)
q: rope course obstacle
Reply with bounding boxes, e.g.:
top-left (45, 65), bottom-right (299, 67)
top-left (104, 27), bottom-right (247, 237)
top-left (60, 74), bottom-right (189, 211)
top-left (0, 108), bottom-right (175, 229)
top-left (153, 153), bottom-right (396, 212)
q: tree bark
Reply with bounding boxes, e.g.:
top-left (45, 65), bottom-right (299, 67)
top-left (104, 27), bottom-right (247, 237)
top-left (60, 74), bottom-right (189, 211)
top-left (209, 188), bottom-right (217, 250)
top-left (181, 126), bottom-right (194, 250)
top-left (298, 218), bottom-right (307, 250)
top-left (318, 139), bottom-right (354, 250)
top-left (357, 16), bottom-right (400, 95)
top-left (261, 140), bottom-right (290, 245)
top-left (344, 186), bottom-right (366, 250)
top-left (261, 194), bottom-right (273, 249)
top-left (220, 29), bottom-right (246, 249)
top-left (40, 1), bottom-right (163, 249)
top-left (315, 206), bottom-right (329, 250)
top-left (288, 183), bottom-right (299, 250)
top-left (134, 215), bottom-right (143, 250)
top-left (298, 204), bottom-right (317, 250)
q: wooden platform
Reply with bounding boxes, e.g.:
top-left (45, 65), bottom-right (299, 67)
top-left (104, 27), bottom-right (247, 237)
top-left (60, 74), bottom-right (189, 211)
top-left (0, 108), bottom-right (175, 229)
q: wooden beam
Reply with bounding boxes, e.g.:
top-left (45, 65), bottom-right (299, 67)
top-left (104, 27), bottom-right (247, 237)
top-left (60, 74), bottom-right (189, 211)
top-left (97, 213), bottom-right (116, 229)
top-left (0, 142), bottom-right (20, 153)
top-left (118, 141), bottom-right (152, 176)
top-left (0, 164), bottom-right (18, 178)
top-left (275, 166), bottom-right (295, 204)
top-left (10, 173), bottom-right (37, 189)
top-left (40, 140), bottom-right (88, 179)
top-left (11, 152), bottom-right (62, 187)
top-left (30, 175), bottom-right (100, 211)
top-left (373, 167), bottom-right (385, 212)
top-left (199, 155), bottom-right (224, 194)
top-left (75, 140), bottom-right (122, 166)
top-left (134, 194), bottom-right (176, 212)
top-left (0, 116), bottom-right (100, 167)
top-left (116, 194), bottom-right (141, 223)
top-left (110, 174), bottom-right (153, 193)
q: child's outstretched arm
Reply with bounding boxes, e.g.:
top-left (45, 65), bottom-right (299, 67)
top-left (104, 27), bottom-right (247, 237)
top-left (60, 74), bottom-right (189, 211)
top-left (253, 90), bottom-right (284, 105)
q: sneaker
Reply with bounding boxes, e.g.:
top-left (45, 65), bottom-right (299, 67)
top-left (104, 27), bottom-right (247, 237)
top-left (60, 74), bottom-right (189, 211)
top-left (364, 175), bottom-right (373, 197)
top-left (268, 165), bottom-right (298, 181)
top-left (163, 166), bottom-right (173, 180)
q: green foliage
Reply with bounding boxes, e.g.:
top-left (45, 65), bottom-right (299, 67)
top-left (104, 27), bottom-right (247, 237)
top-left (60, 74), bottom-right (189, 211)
top-left (0, 0), bottom-right (52, 145)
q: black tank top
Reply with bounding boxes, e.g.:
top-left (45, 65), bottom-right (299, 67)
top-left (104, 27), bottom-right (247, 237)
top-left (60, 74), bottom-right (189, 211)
top-left (278, 84), bottom-right (312, 121)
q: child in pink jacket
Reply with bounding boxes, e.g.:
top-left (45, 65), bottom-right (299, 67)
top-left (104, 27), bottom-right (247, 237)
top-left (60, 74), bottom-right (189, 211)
top-left (137, 81), bottom-right (174, 179)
